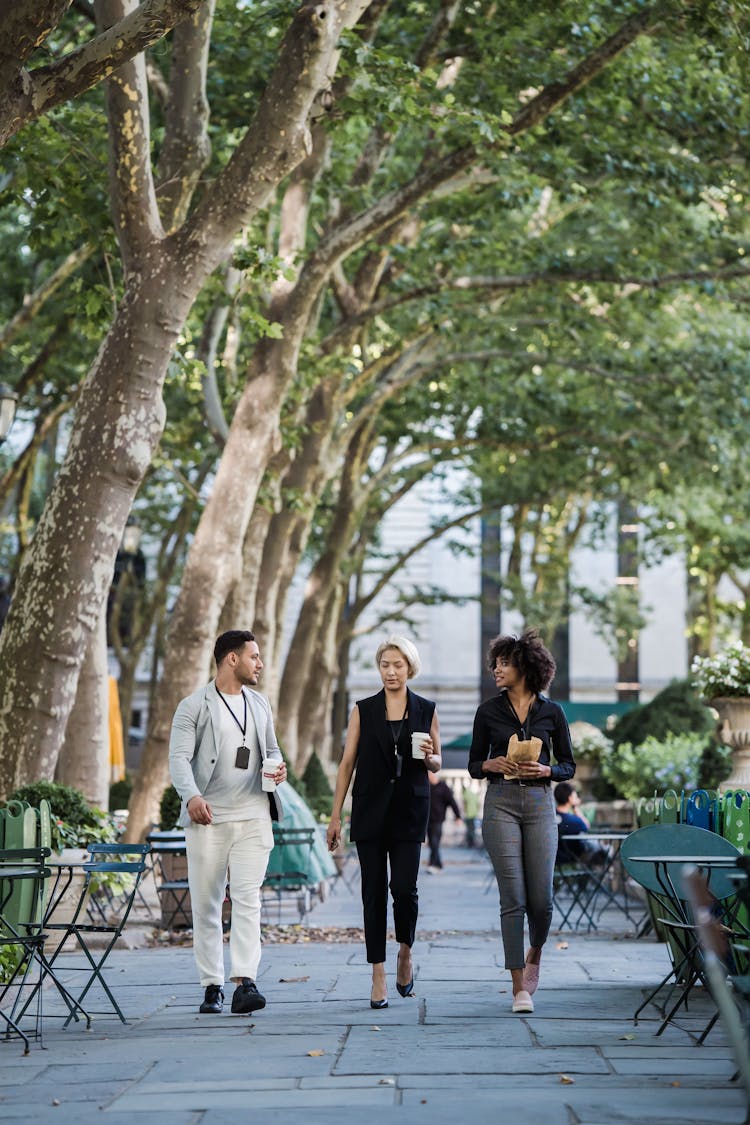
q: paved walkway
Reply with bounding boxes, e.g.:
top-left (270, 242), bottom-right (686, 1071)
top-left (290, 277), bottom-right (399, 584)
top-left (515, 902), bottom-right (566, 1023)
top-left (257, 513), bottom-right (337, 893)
top-left (0, 840), bottom-right (744, 1124)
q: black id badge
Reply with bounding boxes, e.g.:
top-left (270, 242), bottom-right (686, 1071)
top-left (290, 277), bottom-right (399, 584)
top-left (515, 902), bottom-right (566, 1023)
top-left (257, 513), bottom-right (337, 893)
top-left (235, 745), bottom-right (250, 769)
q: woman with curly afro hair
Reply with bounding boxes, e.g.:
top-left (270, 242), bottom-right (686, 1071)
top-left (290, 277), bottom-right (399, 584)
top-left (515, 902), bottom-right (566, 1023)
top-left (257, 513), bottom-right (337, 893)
top-left (468, 628), bottom-right (575, 1014)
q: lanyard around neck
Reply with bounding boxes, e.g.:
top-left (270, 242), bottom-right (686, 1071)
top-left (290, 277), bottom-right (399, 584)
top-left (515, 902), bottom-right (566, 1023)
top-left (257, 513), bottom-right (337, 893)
top-left (506, 695), bottom-right (535, 739)
top-left (385, 701), bottom-right (408, 755)
top-left (217, 688), bottom-right (247, 744)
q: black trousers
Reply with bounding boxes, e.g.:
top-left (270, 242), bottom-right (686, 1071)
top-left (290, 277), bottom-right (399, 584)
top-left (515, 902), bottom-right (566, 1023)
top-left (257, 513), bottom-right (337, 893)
top-left (427, 821), bottom-right (444, 868)
top-left (356, 837), bottom-right (422, 963)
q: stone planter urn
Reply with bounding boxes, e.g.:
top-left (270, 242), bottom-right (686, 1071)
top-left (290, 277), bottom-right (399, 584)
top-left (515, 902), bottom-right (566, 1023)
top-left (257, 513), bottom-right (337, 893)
top-left (712, 696), bottom-right (750, 791)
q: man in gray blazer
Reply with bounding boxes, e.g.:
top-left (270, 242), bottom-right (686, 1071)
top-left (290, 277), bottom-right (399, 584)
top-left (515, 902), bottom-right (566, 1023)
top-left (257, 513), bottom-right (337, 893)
top-left (169, 629), bottom-right (286, 1015)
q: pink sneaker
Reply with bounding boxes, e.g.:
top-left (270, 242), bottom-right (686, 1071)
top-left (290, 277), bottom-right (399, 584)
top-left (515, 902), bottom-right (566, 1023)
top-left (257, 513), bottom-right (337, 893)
top-left (512, 989), bottom-right (534, 1013)
top-left (523, 958), bottom-right (540, 996)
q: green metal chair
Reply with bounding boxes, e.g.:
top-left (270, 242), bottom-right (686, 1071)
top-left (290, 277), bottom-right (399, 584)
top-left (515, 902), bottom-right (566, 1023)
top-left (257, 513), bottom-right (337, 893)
top-left (723, 790), bottom-right (750, 857)
top-left (636, 796), bottom-right (660, 828)
top-left (658, 789), bottom-right (683, 825)
top-left (621, 822), bottom-right (741, 1037)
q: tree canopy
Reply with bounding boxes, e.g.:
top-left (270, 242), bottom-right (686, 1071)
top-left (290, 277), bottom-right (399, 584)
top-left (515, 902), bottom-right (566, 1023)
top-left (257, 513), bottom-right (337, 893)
top-left (0, 0), bottom-right (749, 829)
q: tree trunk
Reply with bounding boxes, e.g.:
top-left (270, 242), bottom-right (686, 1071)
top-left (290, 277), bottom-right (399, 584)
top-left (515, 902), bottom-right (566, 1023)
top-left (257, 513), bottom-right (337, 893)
top-left (331, 622), bottom-right (353, 764)
top-left (55, 606), bottom-right (109, 809)
top-left (116, 650), bottom-right (138, 760)
top-left (0, 258), bottom-right (190, 799)
top-left (295, 581), bottom-right (345, 770)
top-left (276, 440), bottom-right (363, 764)
top-left (127, 363), bottom-right (288, 840)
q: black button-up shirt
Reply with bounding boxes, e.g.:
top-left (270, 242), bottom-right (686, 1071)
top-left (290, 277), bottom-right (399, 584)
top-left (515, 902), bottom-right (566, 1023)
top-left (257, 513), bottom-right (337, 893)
top-left (468, 692), bottom-right (576, 783)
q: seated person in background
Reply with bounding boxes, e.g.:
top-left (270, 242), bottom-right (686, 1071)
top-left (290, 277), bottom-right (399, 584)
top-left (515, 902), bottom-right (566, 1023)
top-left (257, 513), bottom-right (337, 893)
top-left (554, 781), bottom-right (608, 866)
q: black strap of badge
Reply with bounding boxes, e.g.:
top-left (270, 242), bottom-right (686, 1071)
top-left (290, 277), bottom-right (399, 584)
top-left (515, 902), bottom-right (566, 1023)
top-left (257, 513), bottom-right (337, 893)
top-left (386, 703), bottom-right (408, 778)
top-left (217, 688), bottom-right (247, 745)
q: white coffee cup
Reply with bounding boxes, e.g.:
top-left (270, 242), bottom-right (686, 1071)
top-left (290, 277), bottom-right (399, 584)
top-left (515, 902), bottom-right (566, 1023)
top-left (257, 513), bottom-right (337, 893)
top-left (411, 732), bottom-right (430, 760)
top-left (261, 759), bottom-right (278, 792)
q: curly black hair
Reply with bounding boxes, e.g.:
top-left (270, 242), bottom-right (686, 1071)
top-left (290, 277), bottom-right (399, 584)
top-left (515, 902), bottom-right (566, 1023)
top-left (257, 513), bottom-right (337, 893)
top-left (486, 628), bottom-right (556, 695)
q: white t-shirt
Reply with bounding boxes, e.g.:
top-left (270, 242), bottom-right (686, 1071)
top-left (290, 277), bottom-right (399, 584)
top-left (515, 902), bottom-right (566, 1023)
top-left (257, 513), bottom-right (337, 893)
top-left (203, 689), bottom-right (271, 824)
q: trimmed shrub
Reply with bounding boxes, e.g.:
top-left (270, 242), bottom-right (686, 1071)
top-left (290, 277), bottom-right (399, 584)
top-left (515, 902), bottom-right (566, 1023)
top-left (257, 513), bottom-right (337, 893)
top-left (109, 776), bottom-right (132, 812)
top-left (10, 780), bottom-right (93, 826)
top-left (8, 780), bottom-right (116, 849)
top-left (601, 731), bottom-right (715, 801)
top-left (301, 751), bottom-right (333, 820)
top-left (159, 786), bottom-right (182, 831)
top-left (609, 680), bottom-right (715, 749)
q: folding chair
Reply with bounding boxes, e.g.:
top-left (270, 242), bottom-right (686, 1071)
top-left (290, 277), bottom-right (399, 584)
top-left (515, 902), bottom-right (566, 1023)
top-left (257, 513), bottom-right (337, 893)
top-left (553, 859), bottom-right (598, 931)
top-left (147, 832), bottom-right (192, 930)
top-left (262, 826), bottom-right (316, 923)
top-left (0, 847), bottom-right (90, 1051)
top-left (0, 848), bottom-right (50, 1052)
top-left (37, 842), bottom-right (149, 1025)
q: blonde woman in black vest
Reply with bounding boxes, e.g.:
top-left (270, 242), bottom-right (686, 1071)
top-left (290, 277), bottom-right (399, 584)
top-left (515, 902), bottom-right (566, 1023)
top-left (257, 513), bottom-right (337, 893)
top-left (327, 636), bottom-right (441, 1009)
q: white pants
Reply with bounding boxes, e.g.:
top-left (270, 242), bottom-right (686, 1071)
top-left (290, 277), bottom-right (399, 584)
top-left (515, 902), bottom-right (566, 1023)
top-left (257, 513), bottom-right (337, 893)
top-left (185, 817), bottom-right (273, 987)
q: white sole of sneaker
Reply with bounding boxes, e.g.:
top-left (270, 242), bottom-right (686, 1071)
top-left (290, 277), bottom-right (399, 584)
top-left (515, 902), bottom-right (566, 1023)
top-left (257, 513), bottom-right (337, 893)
top-left (511, 990), bottom-right (534, 1013)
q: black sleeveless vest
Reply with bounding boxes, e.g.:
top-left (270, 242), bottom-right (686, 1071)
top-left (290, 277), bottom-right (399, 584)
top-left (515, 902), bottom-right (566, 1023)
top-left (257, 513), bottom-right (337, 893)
top-left (349, 687), bottom-right (436, 842)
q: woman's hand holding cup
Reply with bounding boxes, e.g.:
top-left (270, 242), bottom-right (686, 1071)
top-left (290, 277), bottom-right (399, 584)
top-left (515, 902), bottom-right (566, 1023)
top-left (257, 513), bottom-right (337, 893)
top-left (411, 732), bottom-right (431, 760)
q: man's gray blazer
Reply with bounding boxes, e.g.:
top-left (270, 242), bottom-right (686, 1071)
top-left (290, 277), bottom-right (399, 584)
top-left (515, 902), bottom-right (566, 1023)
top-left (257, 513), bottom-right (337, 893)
top-left (169, 680), bottom-right (284, 828)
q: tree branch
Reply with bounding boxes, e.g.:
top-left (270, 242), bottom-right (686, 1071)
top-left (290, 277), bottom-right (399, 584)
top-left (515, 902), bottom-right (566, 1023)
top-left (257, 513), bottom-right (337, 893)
top-left (0, 0), bottom-right (203, 147)
top-left (0, 241), bottom-right (94, 354)
top-left (352, 503), bottom-right (485, 617)
top-left (325, 260), bottom-right (750, 335)
top-left (507, 2), bottom-right (671, 136)
top-left (98, 0), bottom-right (164, 267)
top-left (179, 1), bottom-right (372, 262)
top-left (0, 2), bottom-right (71, 91)
top-left (303, 1), bottom-right (671, 337)
top-left (155, 0), bottom-right (216, 231)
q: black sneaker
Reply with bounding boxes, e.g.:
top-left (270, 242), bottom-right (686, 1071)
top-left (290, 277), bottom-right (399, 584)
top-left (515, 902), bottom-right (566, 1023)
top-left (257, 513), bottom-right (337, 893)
top-left (231, 978), bottom-right (266, 1014)
top-left (199, 984), bottom-right (224, 1014)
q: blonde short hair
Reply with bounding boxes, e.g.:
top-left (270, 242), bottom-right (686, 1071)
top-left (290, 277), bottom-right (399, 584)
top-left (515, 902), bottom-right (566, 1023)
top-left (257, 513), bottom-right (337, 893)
top-left (375, 635), bottom-right (421, 679)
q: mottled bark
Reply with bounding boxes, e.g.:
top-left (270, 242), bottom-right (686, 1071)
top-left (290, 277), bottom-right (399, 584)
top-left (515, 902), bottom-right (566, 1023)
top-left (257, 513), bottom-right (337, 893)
top-left (155, 0), bottom-right (215, 231)
top-left (0, 0), bottom-right (203, 147)
top-left (295, 581), bottom-right (345, 769)
top-left (0, 257), bottom-right (185, 798)
top-left (127, 365), bottom-right (286, 838)
top-left (55, 606), bottom-right (109, 809)
top-left (276, 425), bottom-right (369, 765)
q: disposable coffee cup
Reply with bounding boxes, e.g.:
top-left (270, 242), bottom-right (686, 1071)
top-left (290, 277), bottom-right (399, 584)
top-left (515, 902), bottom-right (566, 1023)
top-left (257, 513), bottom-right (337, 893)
top-left (261, 759), bottom-right (278, 792)
top-left (411, 732), bottom-right (430, 760)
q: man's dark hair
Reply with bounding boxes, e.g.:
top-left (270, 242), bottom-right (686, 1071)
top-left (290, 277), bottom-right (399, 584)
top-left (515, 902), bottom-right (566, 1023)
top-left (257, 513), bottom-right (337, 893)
top-left (486, 627), bottom-right (556, 695)
top-left (554, 781), bottom-right (576, 806)
top-left (214, 629), bottom-right (255, 667)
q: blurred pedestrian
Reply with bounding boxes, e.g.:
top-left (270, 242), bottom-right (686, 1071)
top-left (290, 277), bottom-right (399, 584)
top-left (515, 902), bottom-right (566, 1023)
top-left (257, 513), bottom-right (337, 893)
top-left (327, 635), bottom-right (441, 1009)
top-left (426, 772), bottom-right (462, 872)
top-left (461, 783), bottom-right (480, 848)
top-left (468, 629), bottom-right (575, 1014)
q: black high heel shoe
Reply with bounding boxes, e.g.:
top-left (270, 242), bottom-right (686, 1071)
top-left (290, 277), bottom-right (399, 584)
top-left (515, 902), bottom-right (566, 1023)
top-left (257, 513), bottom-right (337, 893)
top-left (370, 996), bottom-right (389, 1009)
top-left (396, 950), bottom-right (414, 997)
